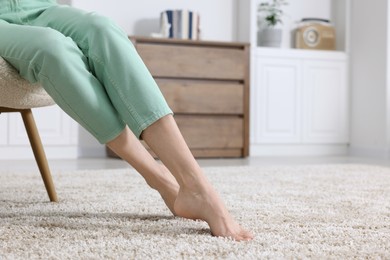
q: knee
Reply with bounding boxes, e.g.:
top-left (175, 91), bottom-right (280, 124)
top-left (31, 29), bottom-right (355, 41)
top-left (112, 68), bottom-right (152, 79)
top-left (34, 30), bottom-right (76, 60)
top-left (29, 29), bottom-right (80, 75)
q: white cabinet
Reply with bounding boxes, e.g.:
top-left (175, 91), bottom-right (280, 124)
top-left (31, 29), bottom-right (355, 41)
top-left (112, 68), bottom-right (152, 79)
top-left (254, 57), bottom-right (302, 143)
top-left (0, 106), bottom-right (79, 159)
top-left (238, 0), bottom-right (350, 156)
top-left (253, 49), bottom-right (348, 152)
top-left (302, 60), bottom-right (348, 143)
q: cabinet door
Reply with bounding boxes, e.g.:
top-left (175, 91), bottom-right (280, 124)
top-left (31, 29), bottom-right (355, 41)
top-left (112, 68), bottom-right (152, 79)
top-left (0, 106), bottom-right (79, 159)
top-left (8, 105), bottom-right (78, 146)
top-left (254, 57), bottom-right (302, 143)
top-left (303, 60), bottom-right (348, 143)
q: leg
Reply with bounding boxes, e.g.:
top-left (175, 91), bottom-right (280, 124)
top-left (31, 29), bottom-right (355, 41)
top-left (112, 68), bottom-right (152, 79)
top-left (106, 126), bottom-right (179, 215)
top-left (142, 115), bottom-right (254, 241)
top-left (21, 109), bottom-right (58, 202)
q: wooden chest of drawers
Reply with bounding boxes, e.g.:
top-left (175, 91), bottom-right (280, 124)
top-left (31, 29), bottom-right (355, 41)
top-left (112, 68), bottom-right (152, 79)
top-left (111, 37), bottom-right (250, 158)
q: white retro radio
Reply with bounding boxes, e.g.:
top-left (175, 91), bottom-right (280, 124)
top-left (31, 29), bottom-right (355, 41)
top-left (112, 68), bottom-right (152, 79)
top-left (295, 18), bottom-right (336, 50)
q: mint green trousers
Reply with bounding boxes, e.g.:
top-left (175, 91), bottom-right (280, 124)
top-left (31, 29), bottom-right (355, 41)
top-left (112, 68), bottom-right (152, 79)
top-left (0, 0), bottom-right (172, 143)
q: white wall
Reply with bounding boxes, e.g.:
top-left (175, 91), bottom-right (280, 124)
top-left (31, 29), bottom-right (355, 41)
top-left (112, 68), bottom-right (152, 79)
top-left (70, 0), bottom-right (237, 41)
top-left (349, 0), bottom-right (389, 157)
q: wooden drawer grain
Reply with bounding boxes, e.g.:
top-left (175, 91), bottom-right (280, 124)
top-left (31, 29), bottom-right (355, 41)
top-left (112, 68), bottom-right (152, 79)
top-left (175, 115), bottom-right (243, 149)
top-left (156, 79), bottom-right (244, 114)
top-left (136, 43), bottom-right (247, 80)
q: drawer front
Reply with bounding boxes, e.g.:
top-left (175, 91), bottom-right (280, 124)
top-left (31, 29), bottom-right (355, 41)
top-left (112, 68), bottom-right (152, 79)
top-left (175, 115), bottom-right (243, 149)
top-left (156, 79), bottom-right (244, 115)
top-left (136, 43), bottom-right (247, 80)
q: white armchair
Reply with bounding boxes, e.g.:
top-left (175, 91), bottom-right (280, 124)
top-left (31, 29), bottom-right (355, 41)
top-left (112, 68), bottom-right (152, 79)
top-left (0, 57), bottom-right (57, 202)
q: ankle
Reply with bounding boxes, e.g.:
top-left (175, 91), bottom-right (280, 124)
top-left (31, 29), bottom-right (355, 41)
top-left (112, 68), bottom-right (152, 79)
top-left (180, 181), bottom-right (213, 199)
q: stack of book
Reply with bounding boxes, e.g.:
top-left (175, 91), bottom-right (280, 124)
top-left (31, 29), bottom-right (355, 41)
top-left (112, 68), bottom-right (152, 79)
top-left (160, 10), bottom-right (200, 40)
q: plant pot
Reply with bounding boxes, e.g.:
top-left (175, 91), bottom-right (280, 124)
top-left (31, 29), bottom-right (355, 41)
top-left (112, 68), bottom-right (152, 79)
top-left (258, 28), bottom-right (282, 47)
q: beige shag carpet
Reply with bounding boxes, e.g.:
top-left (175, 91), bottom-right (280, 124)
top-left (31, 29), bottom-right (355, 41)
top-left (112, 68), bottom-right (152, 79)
top-left (0, 164), bottom-right (389, 259)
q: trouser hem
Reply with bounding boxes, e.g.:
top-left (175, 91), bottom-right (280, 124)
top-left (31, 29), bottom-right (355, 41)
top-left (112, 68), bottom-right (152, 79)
top-left (132, 109), bottom-right (173, 139)
top-left (99, 121), bottom-right (127, 144)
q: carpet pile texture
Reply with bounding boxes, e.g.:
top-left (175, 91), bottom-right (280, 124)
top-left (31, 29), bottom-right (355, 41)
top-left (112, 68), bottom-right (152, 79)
top-left (0, 164), bottom-right (389, 259)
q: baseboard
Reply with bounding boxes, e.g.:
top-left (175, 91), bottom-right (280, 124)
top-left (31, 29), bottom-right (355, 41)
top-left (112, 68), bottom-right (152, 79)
top-left (5, 144), bottom-right (386, 159)
top-left (250, 144), bottom-right (349, 156)
top-left (348, 145), bottom-right (390, 159)
top-left (0, 146), bottom-right (78, 160)
top-left (77, 146), bottom-right (106, 158)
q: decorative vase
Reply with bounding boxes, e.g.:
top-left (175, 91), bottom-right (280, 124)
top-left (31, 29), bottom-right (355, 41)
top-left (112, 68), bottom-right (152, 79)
top-left (258, 28), bottom-right (282, 47)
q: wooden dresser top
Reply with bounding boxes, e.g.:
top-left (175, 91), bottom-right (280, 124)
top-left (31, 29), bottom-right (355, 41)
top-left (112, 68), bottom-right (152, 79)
top-left (129, 36), bottom-right (250, 49)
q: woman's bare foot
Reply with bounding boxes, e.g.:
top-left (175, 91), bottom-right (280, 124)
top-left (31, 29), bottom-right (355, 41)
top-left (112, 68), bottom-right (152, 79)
top-left (147, 164), bottom-right (179, 215)
top-left (174, 183), bottom-right (253, 241)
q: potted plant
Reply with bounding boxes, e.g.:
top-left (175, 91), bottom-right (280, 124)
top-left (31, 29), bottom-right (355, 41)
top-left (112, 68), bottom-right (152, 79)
top-left (257, 0), bottom-right (288, 47)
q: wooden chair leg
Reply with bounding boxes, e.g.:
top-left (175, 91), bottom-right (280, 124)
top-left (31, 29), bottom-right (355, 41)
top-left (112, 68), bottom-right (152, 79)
top-left (21, 109), bottom-right (58, 202)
